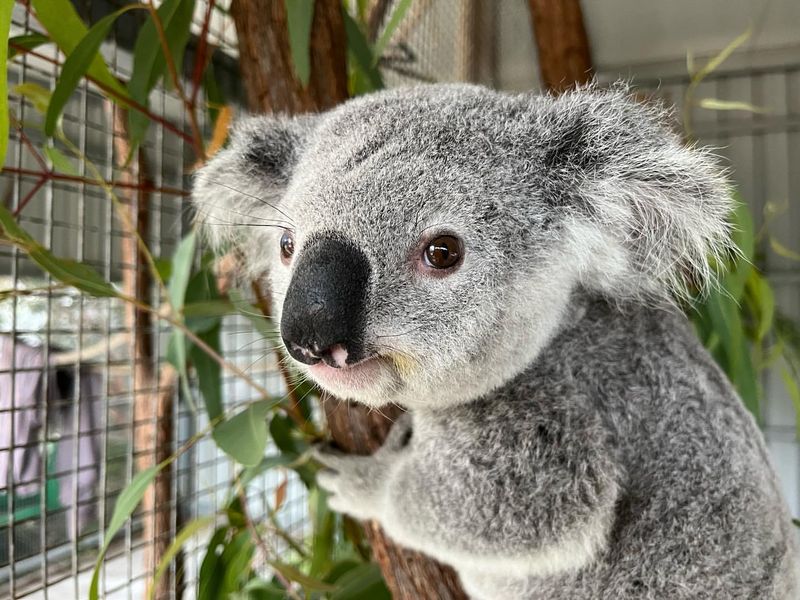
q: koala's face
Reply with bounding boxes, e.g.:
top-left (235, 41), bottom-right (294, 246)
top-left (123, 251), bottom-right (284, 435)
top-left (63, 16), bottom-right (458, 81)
top-left (194, 84), bottom-right (732, 408)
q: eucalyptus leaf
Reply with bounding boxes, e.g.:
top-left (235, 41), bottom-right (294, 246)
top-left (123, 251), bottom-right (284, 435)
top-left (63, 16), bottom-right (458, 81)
top-left (167, 231), bottom-right (198, 405)
top-left (149, 516), bottom-right (215, 600)
top-left (45, 6), bottom-right (137, 136)
top-left (330, 562), bottom-right (390, 600)
top-left (127, 0), bottom-right (195, 152)
top-left (190, 322), bottom-right (223, 419)
top-left (14, 82), bottom-right (52, 114)
top-left (285, 0), bottom-right (315, 86)
top-left (8, 33), bottom-right (50, 59)
top-left (221, 530), bottom-right (256, 594)
top-left (268, 559), bottom-right (336, 592)
top-left (213, 399), bottom-right (274, 466)
top-left (43, 145), bottom-right (78, 175)
top-left (30, 0), bottom-right (129, 99)
top-left (229, 288), bottom-right (276, 339)
top-left (90, 465), bottom-right (163, 600)
top-left (372, 0), bottom-right (412, 65)
top-left (0, 204), bottom-right (118, 297)
top-left (0, 1), bottom-right (13, 168)
top-left (198, 528), bottom-right (228, 600)
top-left (780, 368), bottom-right (800, 438)
top-left (343, 11), bottom-right (383, 94)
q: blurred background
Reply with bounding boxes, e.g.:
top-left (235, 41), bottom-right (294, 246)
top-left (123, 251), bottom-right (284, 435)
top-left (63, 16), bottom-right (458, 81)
top-left (1, 0), bottom-right (798, 598)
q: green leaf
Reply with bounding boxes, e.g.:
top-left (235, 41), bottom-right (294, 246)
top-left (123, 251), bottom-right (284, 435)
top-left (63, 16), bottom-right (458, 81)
top-left (268, 560), bottom-right (336, 592)
top-left (704, 288), bottom-right (759, 416)
top-left (0, 0), bottom-right (13, 168)
top-left (229, 288), bottom-right (276, 339)
top-left (45, 6), bottom-right (137, 137)
top-left (324, 559), bottom-right (361, 583)
top-left (43, 145), bottom-right (78, 175)
top-left (697, 98), bottom-right (766, 113)
top-left (14, 82), bottom-right (52, 114)
top-left (372, 0), bottom-right (412, 65)
top-left (8, 33), bottom-right (50, 59)
top-left (127, 0), bottom-right (195, 152)
top-left (221, 530), bottom-right (256, 594)
top-left (746, 271), bottom-right (775, 343)
top-left (198, 528), bottom-right (228, 600)
top-left (183, 299), bottom-right (236, 320)
top-left (285, 0), bottom-right (315, 86)
top-left (770, 238), bottom-right (800, 262)
top-left (691, 27), bottom-right (751, 86)
top-left (0, 204), bottom-right (119, 297)
top-left (309, 487), bottom-right (335, 578)
top-left (148, 516), bottom-right (215, 600)
top-left (331, 562), bottom-right (391, 600)
top-left (169, 231), bottom-right (197, 310)
top-left (239, 578), bottom-right (287, 600)
top-left (167, 231), bottom-right (198, 405)
top-left (730, 195), bottom-right (754, 263)
top-left (89, 465), bottom-right (163, 600)
top-left (30, 0), bottom-right (129, 99)
top-left (190, 322), bottom-right (223, 419)
top-left (780, 368), bottom-right (800, 439)
top-left (343, 11), bottom-right (383, 95)
top-left (202, 58), bottom-right (224, 126)
top-left (269, 413), bottom-right (301, 456)
top-left (240, 453), bottom-right (297, 488)
top-left (213, 399), bottom-right (273, 466)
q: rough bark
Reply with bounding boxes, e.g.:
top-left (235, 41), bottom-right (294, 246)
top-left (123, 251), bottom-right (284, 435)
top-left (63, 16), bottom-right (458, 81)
top-left (527, 0), bottom-right (593, 92)
top-left (231, 0), bottom-right (348, 113)
top-left (231, 1), bottom-right (468, 598)
top-left (111, 105), bottom-right (180, 600)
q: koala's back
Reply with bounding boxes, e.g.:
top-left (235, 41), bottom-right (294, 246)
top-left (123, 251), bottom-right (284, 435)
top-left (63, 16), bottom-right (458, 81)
top-left (455, 297), bottom-right (800, 598)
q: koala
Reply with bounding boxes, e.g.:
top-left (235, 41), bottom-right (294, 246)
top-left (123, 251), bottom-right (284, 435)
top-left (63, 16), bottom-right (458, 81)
top-left (193, 83), bottom-right (800, 599)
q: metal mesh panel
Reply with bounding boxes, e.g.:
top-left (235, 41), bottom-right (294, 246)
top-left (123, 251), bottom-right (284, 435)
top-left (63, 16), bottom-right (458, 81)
top-left (1, 3), bottom-right (305, 599)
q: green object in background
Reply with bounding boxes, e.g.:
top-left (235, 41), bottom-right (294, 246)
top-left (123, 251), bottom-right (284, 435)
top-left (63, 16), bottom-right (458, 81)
top-left (0, 443), bottom-right (62, 527)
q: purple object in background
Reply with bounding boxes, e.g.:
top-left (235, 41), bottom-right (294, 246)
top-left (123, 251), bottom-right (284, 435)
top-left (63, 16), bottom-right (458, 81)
top-left (0, 335), bottom-right (102, 538)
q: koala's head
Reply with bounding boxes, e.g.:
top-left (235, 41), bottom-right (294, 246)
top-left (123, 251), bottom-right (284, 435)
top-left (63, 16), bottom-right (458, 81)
top-left (193, 83), bottom-right (732, 409)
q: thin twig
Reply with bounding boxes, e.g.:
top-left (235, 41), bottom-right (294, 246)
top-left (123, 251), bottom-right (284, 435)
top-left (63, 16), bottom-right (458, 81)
top-left (14, 174), bottom-right (47, 215)
top-left (189, 0), bottom-right (216, 109)
top-left (145, 1), bottom-right (206, 161)
top-left (236, 489), bottom-right (303, 600)
top-left (15, 125), bottom-right (48, 171)
top-left (2, 166), bottom-right (189, 196)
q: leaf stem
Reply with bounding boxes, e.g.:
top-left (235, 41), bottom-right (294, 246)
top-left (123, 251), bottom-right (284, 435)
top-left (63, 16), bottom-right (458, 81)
top-left (145, 1), bottom-right (206, 161)
top-left (2, 166), bottom-right (189, 196)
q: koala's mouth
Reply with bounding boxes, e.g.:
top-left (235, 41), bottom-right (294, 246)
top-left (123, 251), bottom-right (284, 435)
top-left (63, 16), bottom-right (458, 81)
top-left (307, 355), bottom-right (383, 391)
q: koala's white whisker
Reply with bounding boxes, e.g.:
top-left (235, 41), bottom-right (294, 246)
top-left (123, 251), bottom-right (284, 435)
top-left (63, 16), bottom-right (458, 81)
top-left (196, 203), bottom-right (293, 228)
top-left (206, 179), bottom-right (296, 225)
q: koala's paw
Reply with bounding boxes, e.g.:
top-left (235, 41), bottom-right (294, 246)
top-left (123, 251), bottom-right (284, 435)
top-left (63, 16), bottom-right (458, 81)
top-left (312, 445), bottom-right (388, 521)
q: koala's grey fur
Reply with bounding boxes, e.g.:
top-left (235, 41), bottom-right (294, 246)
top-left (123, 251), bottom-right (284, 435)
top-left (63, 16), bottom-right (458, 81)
top-left (193, 83), bottom-right (800, 599)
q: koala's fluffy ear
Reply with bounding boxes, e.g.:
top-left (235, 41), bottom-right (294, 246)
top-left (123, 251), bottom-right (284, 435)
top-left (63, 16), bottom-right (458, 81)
top-left (192, 114), bottom-right (316, 255)
top-left (540, 84), bottom-right (735, 300)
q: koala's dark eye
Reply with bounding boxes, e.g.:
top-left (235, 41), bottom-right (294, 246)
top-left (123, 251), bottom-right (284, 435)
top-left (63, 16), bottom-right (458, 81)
top-left (423, 235), bottom-right (462, 270)
top-left (280, 230), bottom-right (295, 262)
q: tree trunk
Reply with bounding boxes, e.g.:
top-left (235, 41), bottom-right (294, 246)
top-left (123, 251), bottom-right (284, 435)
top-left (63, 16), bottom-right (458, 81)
top-left (231, 1), bottom-right (468, 598)
top-left (231, 0), bottom-right (348, 113)
top-left (527, 0), bottom-right (593, 92)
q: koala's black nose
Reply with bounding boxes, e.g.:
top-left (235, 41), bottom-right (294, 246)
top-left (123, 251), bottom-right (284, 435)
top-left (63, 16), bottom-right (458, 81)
top-left (280, 235), bottom-right (370, 368)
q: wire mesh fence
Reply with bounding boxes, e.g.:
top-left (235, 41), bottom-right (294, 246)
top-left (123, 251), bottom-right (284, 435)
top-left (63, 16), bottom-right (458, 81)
top-left (0, 2), bottom-right (307, 598)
